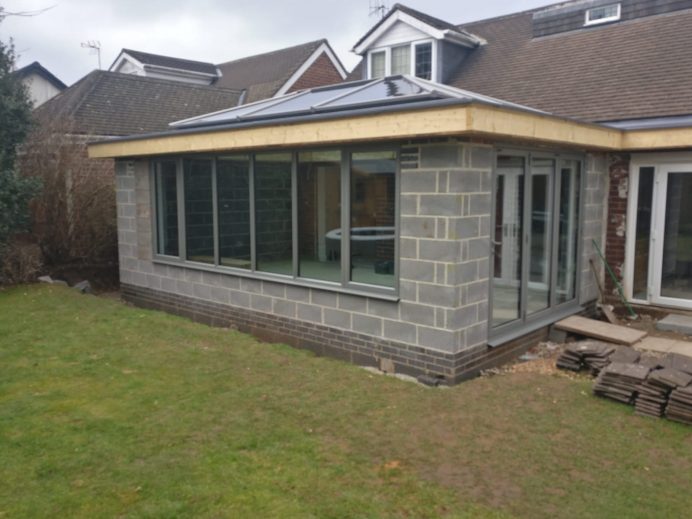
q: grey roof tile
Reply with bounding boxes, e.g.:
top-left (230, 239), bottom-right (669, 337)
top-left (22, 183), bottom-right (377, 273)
top-left (35, 70), bottom-right (242, 136)
top-left (451, 5), bottom-right (692, 122)
top-left (214, 39), bottom-right (326, 97)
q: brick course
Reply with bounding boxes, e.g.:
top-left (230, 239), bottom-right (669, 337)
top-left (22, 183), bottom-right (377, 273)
top-left (287, 52), bottom-right (345, 93)
top-left (605, 153), bottom-right (630, 294)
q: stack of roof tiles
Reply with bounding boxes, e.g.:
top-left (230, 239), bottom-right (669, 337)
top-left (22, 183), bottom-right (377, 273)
top-left (635, 369), bottom-right (692, 418)
top-left (661, 354), bottom-right (692, 424)
top-left (593, 363), bottom-right (651, 404)
top-left (556, 341), bottom-right (613, 372)
top-left (556, 342), bottom-right (639, 375)
top-left (667, 386), bottom-right (692, 425)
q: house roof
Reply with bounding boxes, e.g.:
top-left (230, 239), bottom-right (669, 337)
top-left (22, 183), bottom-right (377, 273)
top-left (352, 3), bottom-right (482, 53)
top-left (171, 75), bottom-right (546, 130)
top-left (450, 4), bottom-right (692, 122)
top-left (347, 2), bottom-right (692, 123)
top-left (214, 39), bottom-right (344, 102)
top-left (13, 61), bottom-right (67, 90)
top-left (114, 49), bottom-right (219, 76)
top-left (34, 70), bottom-right (242, 136)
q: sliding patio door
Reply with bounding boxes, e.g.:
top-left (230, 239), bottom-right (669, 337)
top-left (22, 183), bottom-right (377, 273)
top-left (491, 152), bottom-right (582, 334)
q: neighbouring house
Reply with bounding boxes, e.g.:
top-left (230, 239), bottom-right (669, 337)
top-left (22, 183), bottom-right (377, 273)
top-left (24, 39), bottom-right (348, 275)
top-left (88, 1), bottom-right (692, 384)
top-left (13, 61), bottom-right (66, 106)
top-left (21, 71), bottom-right (242, 268)
top-left (214, 39), bottom-right (347, 103)
top-left (109, 40), bottom-right (348, 103)
top-left (109, 49), bottom-right (222, 85)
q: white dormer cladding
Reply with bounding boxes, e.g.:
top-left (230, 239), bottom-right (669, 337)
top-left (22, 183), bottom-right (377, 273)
top-left (352, 6), bottom-right (484, 83)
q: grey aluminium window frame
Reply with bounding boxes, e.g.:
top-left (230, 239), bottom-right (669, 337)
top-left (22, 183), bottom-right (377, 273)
top-left (149, 146), bottom-right (401, 300)
top-left (487, 147), bottom-right (586, 346)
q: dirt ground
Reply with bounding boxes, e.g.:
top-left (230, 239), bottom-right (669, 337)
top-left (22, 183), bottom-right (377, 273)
top-left (611, 302), bottom-right (692, 341)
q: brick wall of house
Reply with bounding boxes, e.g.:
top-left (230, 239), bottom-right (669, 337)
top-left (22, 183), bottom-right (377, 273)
top-left (287, 52), bottom-right (344, 93)
top-left (604, 153), bottom-right (630, 295)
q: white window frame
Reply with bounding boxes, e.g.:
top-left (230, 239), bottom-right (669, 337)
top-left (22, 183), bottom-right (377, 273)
top-left (412, 41), bottom-right (434, 80)
top-left (368, 50), bottom-right (387, 79)
top-left (625, 152), bottom-right (692, 309)
top-left (390, 44), bottom-right (412, 76)
top-left (584, 3), bottom-right (621, 26)
top-left (624, 160), bottom-right (655, 304)
top-left (366, 39), bottom-right (438, 81)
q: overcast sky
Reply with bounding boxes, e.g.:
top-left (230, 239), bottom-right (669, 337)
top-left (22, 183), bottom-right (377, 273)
top-left (2, 0), bottom-right (552, 85)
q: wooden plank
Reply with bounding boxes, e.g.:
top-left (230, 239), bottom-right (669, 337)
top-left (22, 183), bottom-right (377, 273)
top-left (554, 315), bottom-right (647, 345)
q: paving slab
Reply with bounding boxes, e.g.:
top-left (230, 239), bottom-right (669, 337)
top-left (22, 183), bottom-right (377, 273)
top-left (669, 341), bottom-right (692, 357)
top-left (635, 337), bottom-right (678, 354)
top-left (657, 314), bottom-right (692, 336)
top-left (555, 316), bottom-right (647, 345)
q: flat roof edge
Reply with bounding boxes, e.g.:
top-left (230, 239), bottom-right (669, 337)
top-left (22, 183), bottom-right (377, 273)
top-left (88, 102), bottom-right (626, 159)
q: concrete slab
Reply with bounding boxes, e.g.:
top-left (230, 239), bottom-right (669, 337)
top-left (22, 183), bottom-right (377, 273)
top-left (635, 337), bottom-right (677, 354)
top-left (635, 337), bottom-right (692, 359)
top-left (669, 341), bottom-right (692, 358)
top-left (657, 314), bottom-right (692, 336)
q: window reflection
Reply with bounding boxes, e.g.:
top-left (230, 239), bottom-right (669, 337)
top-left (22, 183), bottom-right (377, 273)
top-left (155, 160), bottom-right (179, 257)
top-left (255, 153), bottom-right (293, 275)
top-left (218, 155), bottom-right (251, 269)
top-left (184, 159), bottom-right (214, 263)
top-left (350, 151), bottom-right (397, 287)
top-left (298, 151), bottom-right (341, 282)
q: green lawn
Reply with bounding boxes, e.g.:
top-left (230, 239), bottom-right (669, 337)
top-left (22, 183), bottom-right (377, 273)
top-left (1, 285), bottom-right (691, 518)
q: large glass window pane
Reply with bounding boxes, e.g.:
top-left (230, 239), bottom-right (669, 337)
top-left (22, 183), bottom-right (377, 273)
top-left (633, 167), bottom-right (654, 299)
top-left (217, 155), bottom-right (251, 269)
top-left (661, 172), bottom-right (692, 300)
top-left (493, 156), bottom-right (524, 327)
top-left (298, 151), bottom-right (341, 283)
top-left (255, 153), bottom-right (293, 275)
top-left (527, 158), bottom-right (554, 315)
top-left (350, 151), bottom-right (396, 287)
top-left (391, 45), bottom-right (411, 75)
top-left (155, 160), bottom-right (179, 257)
top-left (184, 158), bottom-right (214, 264)
top-left (414, 43), bottom-right (432, 80)
top-left (556, 160), bottom-right (580, 305)
top-left (370, 51), bottom-right (386, 79)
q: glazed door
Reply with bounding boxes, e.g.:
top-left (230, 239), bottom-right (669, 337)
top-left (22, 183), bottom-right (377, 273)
top-left (491, 153), bottom-right (581, 334)
top-left (492, 156), bottom-right (525, 327)
top-left (651, 168), bottom-right (692, 309)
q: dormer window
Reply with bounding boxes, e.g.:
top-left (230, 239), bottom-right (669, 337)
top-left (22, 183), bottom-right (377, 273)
top-left (370, 51), bottom-right (386, 78)
top-left (391, 45), bottom-right (410, 75)
top-left (585, 3), bottom-right (621, 26)
top-left (367, 41), bottom-right (436, 80)
top-left (414, 43), bottom-right (432, 80)
top-left (353, 4), bottom-right (484, 83)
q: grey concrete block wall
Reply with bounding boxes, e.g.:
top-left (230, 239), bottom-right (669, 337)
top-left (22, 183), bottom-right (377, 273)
top-left (115, 143), bottom-right (603, 380)
top-left (116, 142), bottom-right (493, 358)
top-left (580, 152), bottom-right (608, 305)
